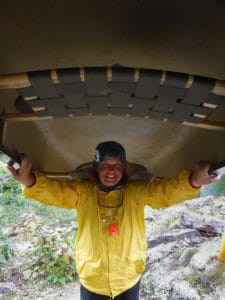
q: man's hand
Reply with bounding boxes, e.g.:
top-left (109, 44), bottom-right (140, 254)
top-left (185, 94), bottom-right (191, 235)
top-left (6, 154), bottom-right (35, 187)
top-left (190, 161), bottom-right (221, 188)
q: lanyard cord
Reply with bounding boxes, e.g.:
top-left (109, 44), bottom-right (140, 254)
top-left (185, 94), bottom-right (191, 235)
top-left (97, 189), bottom-right (124, 208)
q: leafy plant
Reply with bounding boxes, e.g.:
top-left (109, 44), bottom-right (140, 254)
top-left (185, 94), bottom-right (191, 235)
top-left (0, 173), bottom-right (23, 206)
top-left (0, 230), bottom-right (14, 261)
top-left (27, 230), bottom-right (77, 285)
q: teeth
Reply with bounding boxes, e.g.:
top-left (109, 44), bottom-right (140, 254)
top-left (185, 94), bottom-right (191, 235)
top-left (106, 176), bottom-right (116, 181)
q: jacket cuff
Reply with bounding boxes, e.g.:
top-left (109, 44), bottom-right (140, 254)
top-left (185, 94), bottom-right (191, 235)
top-left (188, 172), bottom-right (202, 189)
top-left (25, 172), bottom-right (36, 188)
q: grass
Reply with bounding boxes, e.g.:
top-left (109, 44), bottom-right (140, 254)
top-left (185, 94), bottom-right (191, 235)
top-left (0, 160), bottom-right (76, 227)
top-left (0, 198), bottom-right (76, 227)
top-left (0, 197), bottom-right (78, 292)
top-left (0, 168), bottom-right (78, 290)
top-left (27, 199), bottom-right (76, 225)
top-left (162, 214), bottom-right (180, 228)
top-left (183, 262), bottom-right (225, 296)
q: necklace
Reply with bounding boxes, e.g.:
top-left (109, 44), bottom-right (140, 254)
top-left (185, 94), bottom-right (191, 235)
top-left (97, 190), bottom-right (123, 208)
top-left (97, 190), bottom-right (123, 236)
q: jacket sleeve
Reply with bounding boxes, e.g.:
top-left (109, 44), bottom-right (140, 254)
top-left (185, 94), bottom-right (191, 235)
top-left (23, 171), bottom-right (85, 209)
top-left (142, 170), bottom-right (201, 208)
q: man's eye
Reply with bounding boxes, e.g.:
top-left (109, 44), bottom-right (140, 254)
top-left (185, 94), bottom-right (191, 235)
top-left (99, 164), bottom-right (122, 170)
top-left (114, 164), bottom-right (123, 169)
top-left (101, 164), bottom-right (108, 169)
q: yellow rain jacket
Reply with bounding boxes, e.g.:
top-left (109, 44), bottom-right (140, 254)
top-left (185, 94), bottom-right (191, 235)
top-left (218, 230), bottom-right (225, 261)
top-left (24, 170), bottom-right (199, 298)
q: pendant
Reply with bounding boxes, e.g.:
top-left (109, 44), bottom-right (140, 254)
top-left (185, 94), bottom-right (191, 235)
top-left (109, 223), bottom-right (117, 236)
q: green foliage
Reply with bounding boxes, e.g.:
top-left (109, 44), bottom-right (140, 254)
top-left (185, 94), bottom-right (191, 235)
top-left (0, 168), bottom-right (75, 227)
top-left (0, 160), bottom-right (24, 206)
top-left (0, 178), bottom-right (23, 205)
top-left (184, 248), bottom-right (199, 261)
top-left (0, 230), bottom-right (14, 262)
top-left (162, 214), bottom-right (179, 228)
top-left (28, 200), bottom-right (76, 226)
top-left (183, 263), bottom-right (225, 296)
top-left (0, 160), bottom-right (78, 288)
top-left (27, 230), bottom-right (77, 285)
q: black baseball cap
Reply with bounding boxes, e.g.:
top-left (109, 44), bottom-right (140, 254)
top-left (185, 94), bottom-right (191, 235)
top-left (93, 141), bottom-right (126, 167)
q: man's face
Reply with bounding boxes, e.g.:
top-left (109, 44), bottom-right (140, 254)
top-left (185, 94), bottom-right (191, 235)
top-left (97, 156), bottom-right (124, 187)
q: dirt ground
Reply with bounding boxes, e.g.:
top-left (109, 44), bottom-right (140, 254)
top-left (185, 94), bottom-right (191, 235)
top-left (34, 281), bottom-right (81, 300)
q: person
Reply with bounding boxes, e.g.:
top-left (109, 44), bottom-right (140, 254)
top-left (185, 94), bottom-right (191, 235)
top-left (218, 230), bottom-right (225, 261)
top-left (7, 141), bottom-right (221, 300)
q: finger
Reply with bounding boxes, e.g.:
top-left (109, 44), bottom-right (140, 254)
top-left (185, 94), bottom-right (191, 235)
top-left (19, 155), bottom-right (32, 170)
top-left (6, 164), bottom-right (19, 178)
top-left (211, 173), bottom-right (221, 182)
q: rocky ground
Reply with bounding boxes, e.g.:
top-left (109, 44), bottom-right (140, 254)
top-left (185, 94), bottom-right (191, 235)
top-left (0, 195), bottom-right (225, 300)
top-left (141, 195), bottom-right (225, 300)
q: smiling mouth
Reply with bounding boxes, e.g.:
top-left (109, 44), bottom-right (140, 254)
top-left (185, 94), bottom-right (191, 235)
top-left (104, 173), bottom-right (121, 184)
top-left (105, 175), bottom-right (117, 182)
